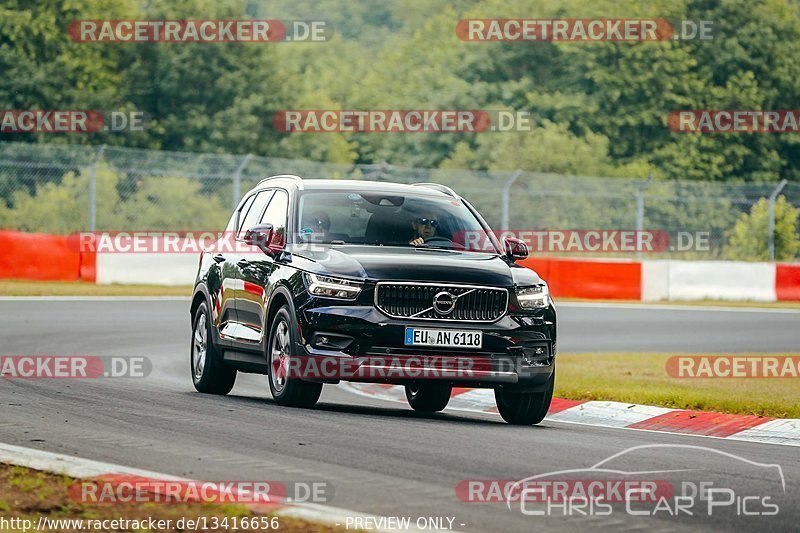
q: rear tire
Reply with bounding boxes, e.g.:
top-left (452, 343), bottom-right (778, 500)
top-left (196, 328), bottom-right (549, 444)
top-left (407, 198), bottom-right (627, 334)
top-left (405, 384), bottom-right (452, 413)
top-left (191, 302), bottom-right (236, 394)
top-left (267, 306), bottom-right (323, 408)
top-left (494, 369), bottom-right (555, 425)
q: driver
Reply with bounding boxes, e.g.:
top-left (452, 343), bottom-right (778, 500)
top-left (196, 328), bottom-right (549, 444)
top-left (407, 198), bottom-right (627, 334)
top-left (409, 212), bottom-right (439, 246)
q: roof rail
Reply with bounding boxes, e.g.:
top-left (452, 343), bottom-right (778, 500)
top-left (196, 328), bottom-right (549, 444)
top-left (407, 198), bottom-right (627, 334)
top-left (257, 174), bottom-right (303, 186)
top-left (411, 182), bottom-right (458, 198)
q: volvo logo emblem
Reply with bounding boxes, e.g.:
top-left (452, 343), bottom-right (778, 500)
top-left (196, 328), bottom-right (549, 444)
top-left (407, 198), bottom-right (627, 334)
top-left (432, 291), bottom-right (456, 315)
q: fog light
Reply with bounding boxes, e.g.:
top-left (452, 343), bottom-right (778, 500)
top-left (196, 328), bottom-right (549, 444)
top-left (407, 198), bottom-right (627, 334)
top-left (311, 333), bottom-right (353, 350)
top-left (520, 344), bottom-right (550, 366)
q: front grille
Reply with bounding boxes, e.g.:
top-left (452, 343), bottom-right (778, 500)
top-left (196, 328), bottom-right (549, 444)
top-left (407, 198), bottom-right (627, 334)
top-left (375, 282), bottom-right (508, 322)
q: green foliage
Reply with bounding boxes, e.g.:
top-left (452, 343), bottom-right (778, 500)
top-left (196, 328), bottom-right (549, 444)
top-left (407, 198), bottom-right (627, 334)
top-left (0, 0), bottom-right (135, 145)
top-left (1, 0), bottom-right (800, 193)
top-left (0, 0), bottom-right (797, 180)
top-left (0, 166), bottom-right (105, 233)
top-left (0, 164), bottom-right (229, 232)
top-left (726, 196), bottom-right (800, 261)
top-left (113, 176), bottom-right (229, 230)
top-left (440, 120), bottom-right (648, 177)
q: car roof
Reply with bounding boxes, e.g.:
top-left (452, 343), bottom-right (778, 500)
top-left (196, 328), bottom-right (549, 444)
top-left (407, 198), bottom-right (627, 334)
top-left (256, 177), bottom-right (456, 198)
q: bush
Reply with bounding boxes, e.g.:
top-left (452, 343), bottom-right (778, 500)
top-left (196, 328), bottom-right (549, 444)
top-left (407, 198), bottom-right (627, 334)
top-left (0, 164), bottom-right (229, 233)
top-left (726, 196), bottom-right (800, 261)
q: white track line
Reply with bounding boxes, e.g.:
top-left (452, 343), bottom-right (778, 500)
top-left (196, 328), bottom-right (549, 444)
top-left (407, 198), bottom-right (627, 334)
top-left (340, 383), bottom-right (800, 448)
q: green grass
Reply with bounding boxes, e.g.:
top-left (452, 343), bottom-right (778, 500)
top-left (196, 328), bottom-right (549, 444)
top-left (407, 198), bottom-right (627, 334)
top-left (0, 464), bottom-right (344, 532)
top-left (556, 353), bottom-right (800, 418)
top-left (0, 280), bottom-right (192, 296)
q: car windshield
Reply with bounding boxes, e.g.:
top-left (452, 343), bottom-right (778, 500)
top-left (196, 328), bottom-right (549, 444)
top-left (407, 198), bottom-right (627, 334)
top-left (297, 190), bottom-right (499, 252)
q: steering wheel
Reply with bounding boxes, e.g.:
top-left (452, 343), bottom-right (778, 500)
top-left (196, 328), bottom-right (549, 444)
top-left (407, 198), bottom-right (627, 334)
top-left (421, 236), bottom-right (465, 250)
top-left (423, 236), bottom-right (453, 245)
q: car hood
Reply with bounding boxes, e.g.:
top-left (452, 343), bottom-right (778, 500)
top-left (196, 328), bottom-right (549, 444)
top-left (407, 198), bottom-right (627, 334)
top-left (288, 245), bottom-right (542, 287)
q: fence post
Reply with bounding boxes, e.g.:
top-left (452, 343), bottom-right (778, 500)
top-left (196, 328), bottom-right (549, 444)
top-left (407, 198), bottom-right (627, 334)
top-left (232, 154), bottom-right (253, 210)
top-left (635, 174), bottom-right (653, 261)
top-left (768, 179), bottom-right (788, 262)
top-left (88, 144), bottom-right (106, 232)
top-left (501, 169), bottom-right (522, 230)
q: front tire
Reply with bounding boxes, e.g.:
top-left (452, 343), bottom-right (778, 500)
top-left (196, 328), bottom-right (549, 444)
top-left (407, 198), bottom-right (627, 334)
top-left (405, 384), bottom-right (452, 413)
top-left (267, 306), bottom-right (323, 408)
top-left (191, 302), bottom-right (236, 394)
top-left (494, 370), bottom-right (555, 425)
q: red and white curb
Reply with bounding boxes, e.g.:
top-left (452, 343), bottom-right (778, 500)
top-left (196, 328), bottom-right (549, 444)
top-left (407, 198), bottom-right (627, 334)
top-left (0, 442), bottom-right (451, 533)
top-left (341, 383), bottom-right (800, 447)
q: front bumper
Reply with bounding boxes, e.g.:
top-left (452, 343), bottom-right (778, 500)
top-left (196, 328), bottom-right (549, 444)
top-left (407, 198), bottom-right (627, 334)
top-left (294, 301), bottom-right (557, 391)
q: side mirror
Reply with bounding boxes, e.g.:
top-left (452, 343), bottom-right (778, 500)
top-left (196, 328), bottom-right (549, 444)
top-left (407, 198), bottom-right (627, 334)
top-left (504, 236), bottom-right (528, 261)
top-left (243, 223), bottom-right (282, 256)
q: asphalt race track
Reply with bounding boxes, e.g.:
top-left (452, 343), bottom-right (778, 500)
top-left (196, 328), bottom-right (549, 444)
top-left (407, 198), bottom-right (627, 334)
top-left (1, 299), bottom-right (799, 532)
top-left (556, 302), bottom-right (800, 353)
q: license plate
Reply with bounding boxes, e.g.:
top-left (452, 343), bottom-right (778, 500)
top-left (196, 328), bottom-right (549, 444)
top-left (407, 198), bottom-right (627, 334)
top-left (404, 327), bottom-right (483, 349)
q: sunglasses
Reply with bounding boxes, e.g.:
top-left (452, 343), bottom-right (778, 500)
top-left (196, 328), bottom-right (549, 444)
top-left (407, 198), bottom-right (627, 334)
top-left (414, 217), bottom-right (438, 227)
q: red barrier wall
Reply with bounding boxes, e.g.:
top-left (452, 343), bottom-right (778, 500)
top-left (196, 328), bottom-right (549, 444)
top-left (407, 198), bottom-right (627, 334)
top-left (776, 264), bottom-right (800, 301)
top-left (519, 257), bottom-right (642, 300)
top-left (0, 230), bottom-right (88, 281)
top-left (5, 229), bottom-right (785, 303)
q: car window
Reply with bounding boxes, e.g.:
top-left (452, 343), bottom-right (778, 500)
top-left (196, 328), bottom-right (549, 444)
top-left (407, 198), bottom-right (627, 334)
top-left (233, 194), bottom-right (256, 233)
top-left (237, 190), bottom-right (274, 238)
top-left (260, 190), bottom-right (289, 245)
top-left (296, 191), bottom-right (497, 251)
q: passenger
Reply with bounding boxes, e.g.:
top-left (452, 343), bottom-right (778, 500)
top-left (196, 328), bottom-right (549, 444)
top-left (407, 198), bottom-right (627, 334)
top-left (305, 210), bottom-right (331, 241)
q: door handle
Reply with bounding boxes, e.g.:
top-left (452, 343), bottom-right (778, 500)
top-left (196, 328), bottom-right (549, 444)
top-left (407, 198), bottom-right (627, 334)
top-left (212, 254), bottom-right (225, 263)
top-left (237, 259), bottom-right (249, 267)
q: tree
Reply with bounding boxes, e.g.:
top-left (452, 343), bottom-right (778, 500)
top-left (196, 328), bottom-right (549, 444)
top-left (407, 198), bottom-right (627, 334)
top-left (4, 0), bottom-right (800, 180)
top-left (0, 0), bottom-right (135, 145)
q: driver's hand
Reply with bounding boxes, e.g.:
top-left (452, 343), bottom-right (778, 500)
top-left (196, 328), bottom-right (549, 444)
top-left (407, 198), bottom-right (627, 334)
top-left (409, 237), bottom-right (424, 246)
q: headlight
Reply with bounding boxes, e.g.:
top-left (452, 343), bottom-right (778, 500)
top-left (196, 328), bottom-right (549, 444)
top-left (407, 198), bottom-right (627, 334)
top-left (303, 272), bottom-right (363, 299)
top-left (516, 284), bottom-right (550, 309)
